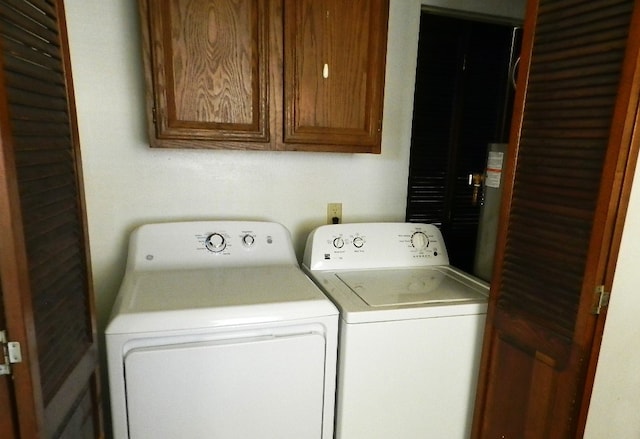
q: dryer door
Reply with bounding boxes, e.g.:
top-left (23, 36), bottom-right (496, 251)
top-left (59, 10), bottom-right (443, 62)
top-left (124, 333), bottom-right (326, 438)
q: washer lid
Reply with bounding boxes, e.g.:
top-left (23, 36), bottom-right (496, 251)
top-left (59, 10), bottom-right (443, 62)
top-left (106, 266), bottom-right (337, 334)
top-left (336, 267), bottom-right (487, 307)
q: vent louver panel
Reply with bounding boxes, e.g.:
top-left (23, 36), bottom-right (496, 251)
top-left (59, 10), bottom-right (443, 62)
top-left (0, 0), bottom-right (92, 404)
top-left (498, 0), bottom-right (634, 338)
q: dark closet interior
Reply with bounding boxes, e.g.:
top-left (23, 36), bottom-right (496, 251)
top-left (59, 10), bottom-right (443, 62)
top-left (406, 10), bottom-right (521, 274)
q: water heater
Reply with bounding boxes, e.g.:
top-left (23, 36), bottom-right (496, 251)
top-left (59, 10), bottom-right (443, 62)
top-left (474, 143), bottom-right (506, 281)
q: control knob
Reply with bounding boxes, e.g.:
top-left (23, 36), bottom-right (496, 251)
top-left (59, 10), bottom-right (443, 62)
top-left (333, 237), bottom-right (344, 249)
top-left (353, 236), bottom-right (365, 248)
top-left (242, 234), bottom-right (255, 247)
top-left (411, 231), bottom-right (429, 251)
top-left (205, 233), bottom-right (226, 253)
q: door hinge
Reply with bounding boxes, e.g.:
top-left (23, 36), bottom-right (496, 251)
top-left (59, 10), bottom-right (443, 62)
top-left (152, 106), bottom-right (157, 124)
top-left (592, 285), bottom-right (611, 315)
top-left (0, 330), bottom-right (22, 376)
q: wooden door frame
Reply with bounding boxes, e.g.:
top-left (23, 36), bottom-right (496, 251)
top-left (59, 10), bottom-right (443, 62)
top-left (0, 376), bottom-right (17, 438)
top-left (0, 294), bottom-right (18, 438)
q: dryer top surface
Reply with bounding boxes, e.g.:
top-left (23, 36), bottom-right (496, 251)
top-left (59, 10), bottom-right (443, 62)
top-left (106, 266), bottom-right (337, 334)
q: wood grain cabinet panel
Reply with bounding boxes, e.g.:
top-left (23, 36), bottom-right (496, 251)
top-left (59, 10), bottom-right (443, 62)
top-left (141, 0), bottom-right (270, 148)
top-left (139, 0), bottom-right (389, 153)
top-left (283, 0), bottom-right (388, 152)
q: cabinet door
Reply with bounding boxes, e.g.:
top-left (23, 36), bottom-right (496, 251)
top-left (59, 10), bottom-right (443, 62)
top-left (140, 0), bottom-right (271, 148)
top-left (283, 0), bottom-right (389, 153)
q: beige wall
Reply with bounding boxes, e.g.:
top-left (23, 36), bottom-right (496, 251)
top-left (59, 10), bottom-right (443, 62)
top-left (584, 159), bottom-right (640, 436)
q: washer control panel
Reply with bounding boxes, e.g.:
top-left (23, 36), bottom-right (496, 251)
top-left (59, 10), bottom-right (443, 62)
top-left (127, 221), bottom-right (296, 270)
top-left (303, 223), bottom-right (450, 271)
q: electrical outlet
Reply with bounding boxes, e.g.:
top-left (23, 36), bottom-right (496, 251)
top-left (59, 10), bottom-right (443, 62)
top-left (327, 203), bottom-right (342, 224)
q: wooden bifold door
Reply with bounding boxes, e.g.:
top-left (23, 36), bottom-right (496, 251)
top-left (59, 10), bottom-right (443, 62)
top-left (0, 1), bottom-right (102, 437)
top-left (471, 0), bottom-right (640, 437)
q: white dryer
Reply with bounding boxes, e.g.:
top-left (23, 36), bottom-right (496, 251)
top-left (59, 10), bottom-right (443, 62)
top-left (303, 222), bottom-right (488, 439)
top-left (106, 221), bottom-right (338, 439)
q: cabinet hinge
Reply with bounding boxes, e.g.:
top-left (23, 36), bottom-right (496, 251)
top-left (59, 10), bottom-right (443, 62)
top-left (592, 285), bottom-right (611, 315)
top-left (0, 330), bottom-right (22, 376)
top-left (152, 106), bottom-right (157, 124)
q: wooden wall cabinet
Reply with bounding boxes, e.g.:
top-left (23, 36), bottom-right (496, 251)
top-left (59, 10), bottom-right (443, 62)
top-left (139, 0), bottom-right (389, 153)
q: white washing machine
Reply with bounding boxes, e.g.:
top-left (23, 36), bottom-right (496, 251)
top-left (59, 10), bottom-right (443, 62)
top-left (302, 222), bottom-right (488, 439)
top-left (106, 221), bottom-right (338, 439)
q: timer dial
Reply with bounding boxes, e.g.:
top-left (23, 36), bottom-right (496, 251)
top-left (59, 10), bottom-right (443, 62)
top-left (410, 231), bottom-right (429, 251)
top-left (205, 233), bottom-right (226, 253)
top-left (353, 236), bottom-right (365, 248)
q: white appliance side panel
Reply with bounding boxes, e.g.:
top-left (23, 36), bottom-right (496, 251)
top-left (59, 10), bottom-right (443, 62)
top-left (335, 314), bottom-right (485, 439)
top-left (124, 333), bottom-right (326, 439)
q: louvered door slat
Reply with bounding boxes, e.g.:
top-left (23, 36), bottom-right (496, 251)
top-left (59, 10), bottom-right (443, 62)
top-left (18, 179), bottom-right (75, 210)
top-left (13, 137), bottom-right (68, 152)
top-left (13, 121), bottom-right (70, 139)
top-left (30, 256), bottom-right (82, 301)
top-left (34, 272), bottom-right (85, 332)
top-left (0, 23), bottom-right (59, 65)
top-left (27, 225), bottom-right (81, 269)
top-left (537, 0), bottom-right (630, 25)
top-left (509, 237), bottom-right (590, 270)
top-left (537, 14), bottom-right (630, 44)
top-left (15, 148), bottom-right (69, 164)
top-left (6, 70), bottom-right (67, 101)
top-left (1, 38), bottom-right (62, 75)
top-left (6, 105), bottom-right (67, 128)
top-left (8, 0), bottom-right (56, 18)
top-left (508, 227), bottom-right (587, 262)
top-left (0, 3), bottom-right (60, 48)
top-left (525, 82), bottom-right (621, 103)
top-left (500, 270), bottom-right (579, 309)
top-left (2, 52), bottom-right (64, 85)
top-left (16, 161), bottom-right (74, 184)
top-left (8, 90), bottom-right (68, 115)
top-left (3, 0), bottom-right (58, 30)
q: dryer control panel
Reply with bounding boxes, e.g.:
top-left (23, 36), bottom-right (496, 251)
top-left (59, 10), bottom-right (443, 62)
top-left (303, 223), bottom-right (450, 271)
top-left (126, 221), bottom-right (298, 270)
